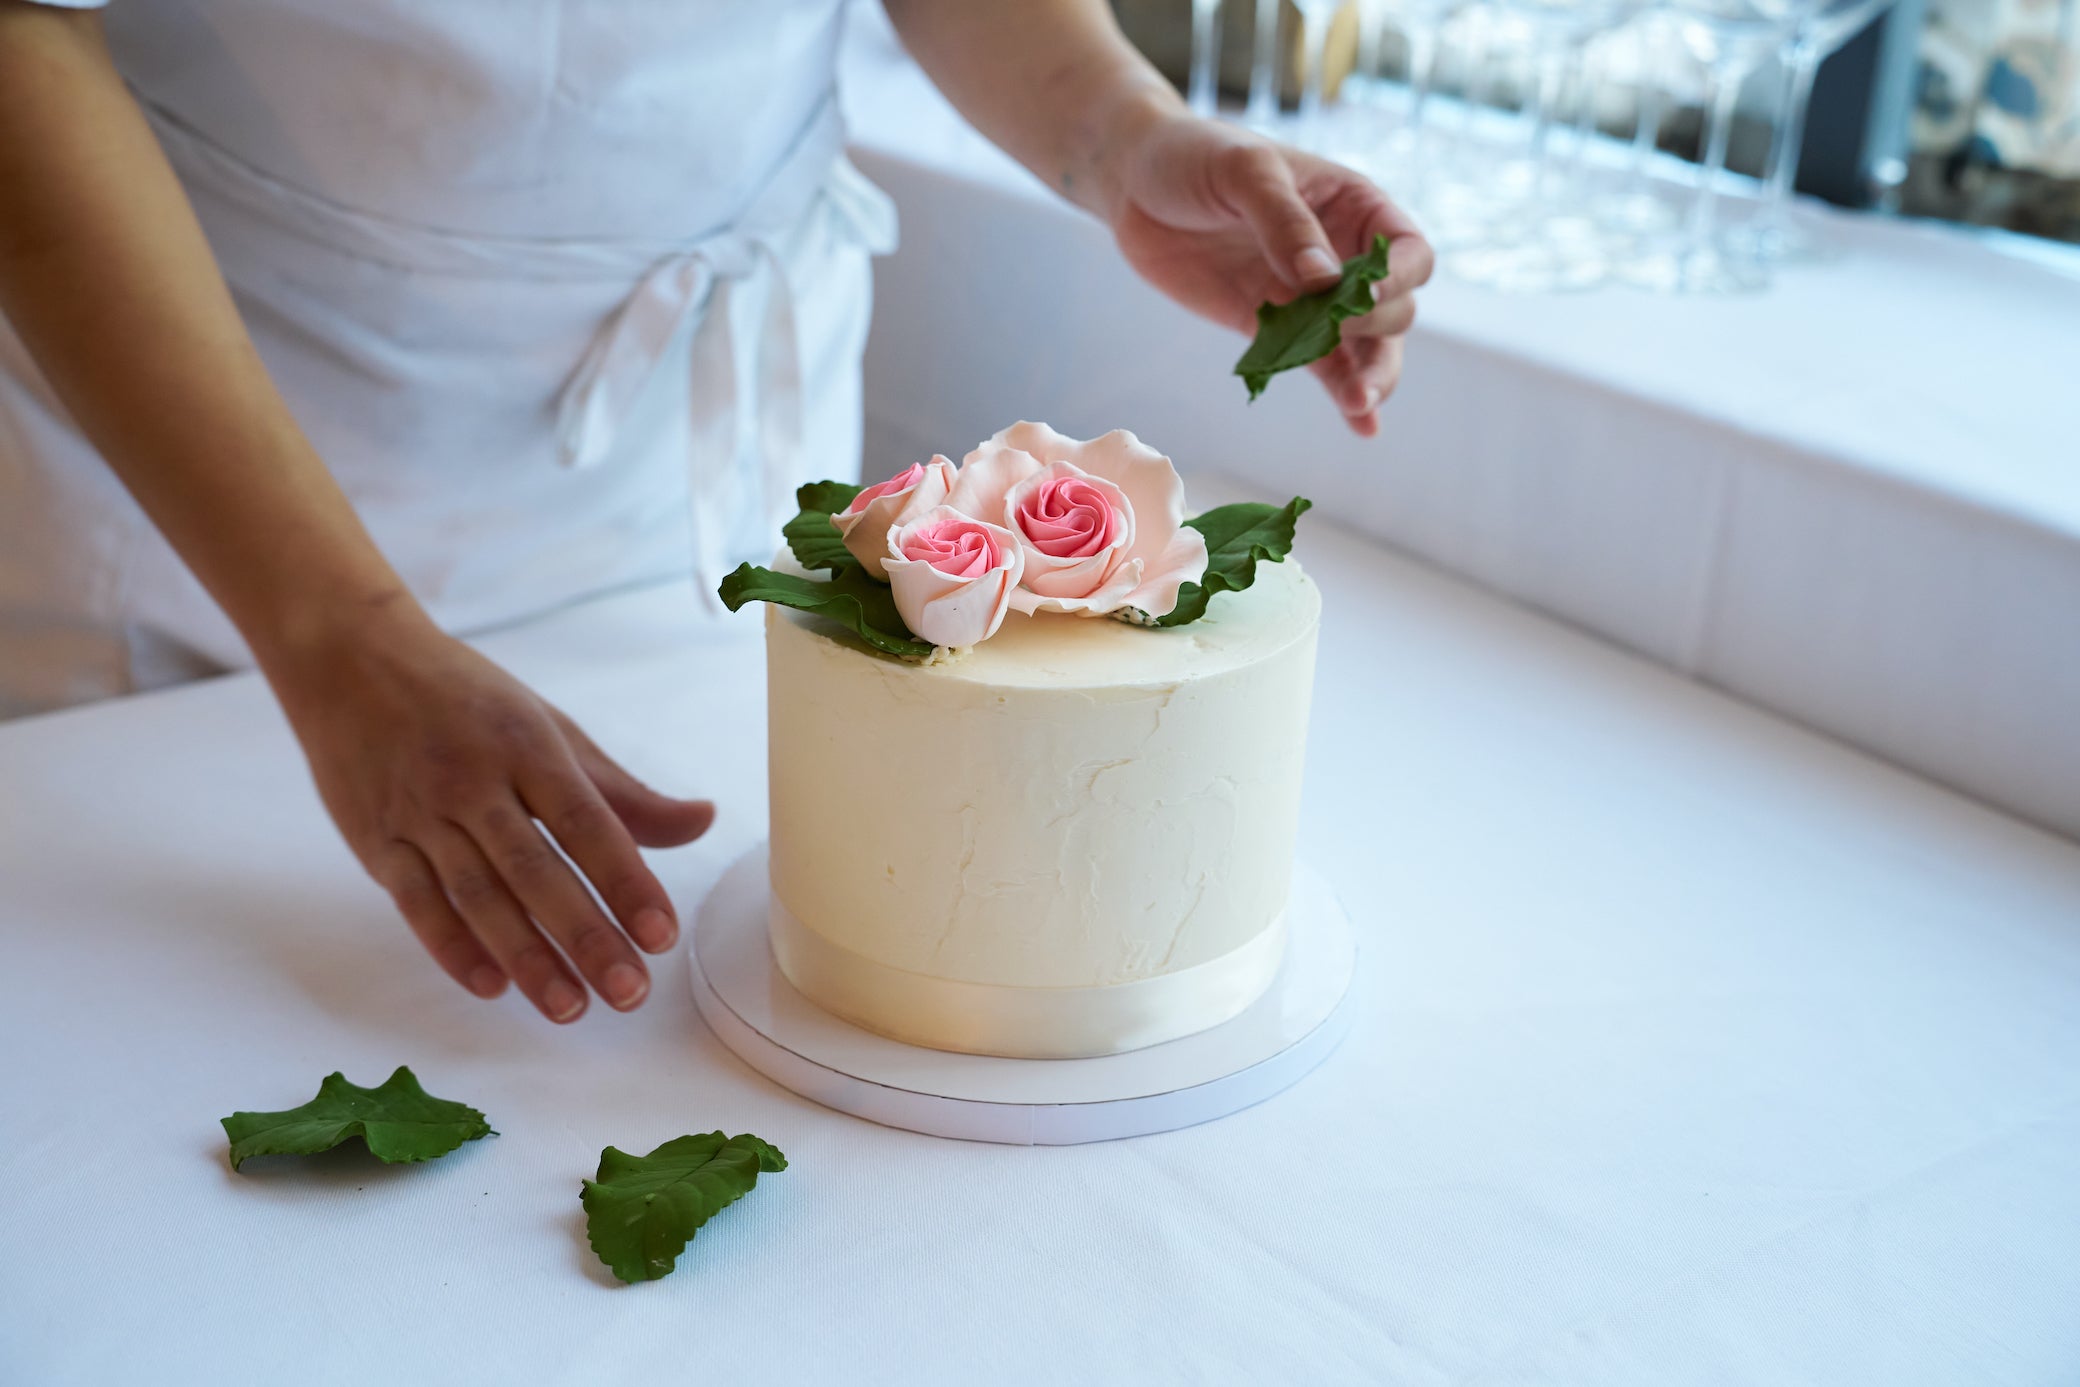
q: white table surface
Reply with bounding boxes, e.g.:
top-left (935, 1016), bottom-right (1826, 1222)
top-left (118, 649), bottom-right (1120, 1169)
top-left (4, 480), bottom-right (2078, 1385)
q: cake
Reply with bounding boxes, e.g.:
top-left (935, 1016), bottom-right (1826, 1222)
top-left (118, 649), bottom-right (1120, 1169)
top-left (721, 422), bottom-right (1318, 1060)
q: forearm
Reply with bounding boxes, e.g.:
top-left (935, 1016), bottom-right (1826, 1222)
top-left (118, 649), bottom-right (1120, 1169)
top-left (880, 0), bottom-right (1183, 222)
top-left (0, 6), bottom-right (425, 672)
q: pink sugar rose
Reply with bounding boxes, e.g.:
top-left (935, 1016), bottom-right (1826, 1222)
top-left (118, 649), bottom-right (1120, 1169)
top-left (830, 456), bottom-right (957, 579)
top-left (946, 422), bottom-right (1208, 619)
top-left (882, 506), bottom-right (1025, 649)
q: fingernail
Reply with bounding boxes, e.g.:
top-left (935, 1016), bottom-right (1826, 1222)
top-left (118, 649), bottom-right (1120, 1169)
top-left (467, 964), bottom-right (506, 998)
top-left (1295, 247), bottom-right (1339, 282)
top-left (1362, 385), bottom-right (1383, 413)
top-left (632, 905), bottom-right (676, 952)
top-left (544, 978), bottom-right (586, 1022)
top-left (602, 963), bottom-right (648, 1010)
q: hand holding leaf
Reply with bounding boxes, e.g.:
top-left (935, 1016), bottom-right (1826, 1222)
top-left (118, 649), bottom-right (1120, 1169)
top-left (1234, 234), bottom-right (1393, 402)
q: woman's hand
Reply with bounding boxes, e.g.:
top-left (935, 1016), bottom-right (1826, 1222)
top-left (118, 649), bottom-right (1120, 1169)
top-left (266, 603), bottom-right (715, 1022)
top-left (1105, 113), bottom-right (1434, 437)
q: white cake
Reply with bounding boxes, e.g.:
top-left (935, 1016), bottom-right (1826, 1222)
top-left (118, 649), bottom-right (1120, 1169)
top-left (765, 558), bottom-right (1321, 1059)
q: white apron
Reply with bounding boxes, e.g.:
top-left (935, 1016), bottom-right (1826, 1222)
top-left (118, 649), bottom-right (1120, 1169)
top-left (0, 0), bottom-right (896, 716)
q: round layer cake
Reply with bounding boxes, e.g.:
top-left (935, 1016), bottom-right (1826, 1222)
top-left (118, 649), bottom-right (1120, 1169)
top-left (764, 558), bottom-right (1320, 1059)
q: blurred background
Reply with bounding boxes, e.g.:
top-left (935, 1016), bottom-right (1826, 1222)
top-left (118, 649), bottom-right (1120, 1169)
top-left (1110, 0), bottom-right (2077, 290)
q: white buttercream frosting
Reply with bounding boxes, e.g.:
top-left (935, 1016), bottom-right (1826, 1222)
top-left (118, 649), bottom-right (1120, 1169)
top-left (765, 559), bottom-right (1320, 1058)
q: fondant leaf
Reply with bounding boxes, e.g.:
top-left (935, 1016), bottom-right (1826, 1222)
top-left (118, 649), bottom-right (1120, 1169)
top-left (1233, 234), bottom-right (1391, 402)
top-left (718, 562), bottom-right (934, 659)
top-left (220, 1067), bottom-right (493, 1171)
top-left (783, 479), bottom-right (865, 572)
top-left (580, 1132), bottom-right (788, 1283)
top-left (1157, 497), bottom-right (1312, 627)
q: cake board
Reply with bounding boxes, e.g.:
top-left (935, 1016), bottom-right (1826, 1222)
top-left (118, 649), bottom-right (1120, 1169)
top-left (686, 844), bottom-right (1358, 1145)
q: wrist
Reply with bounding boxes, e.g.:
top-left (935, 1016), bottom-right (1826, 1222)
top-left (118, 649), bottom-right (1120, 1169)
top-left (247, 579), bottom-right (439, 694)
top-left (1067, 75), bottom-right (1184, 224)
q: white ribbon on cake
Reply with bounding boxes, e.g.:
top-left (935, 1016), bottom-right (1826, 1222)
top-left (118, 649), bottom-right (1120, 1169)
top-left (767, 895), bottom-right (1287, 1060)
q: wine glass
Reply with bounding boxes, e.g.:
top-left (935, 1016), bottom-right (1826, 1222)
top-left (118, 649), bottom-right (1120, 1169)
top-left (1357, 0), bottom-right (1458, 194)
top-left (1728, 0), bottom-right (1899, 262)
top-left (1293, 0), bottom-right (1351, 147)
top-left (1246, 0), bottom-right (1286, 129)
top-left (1189, 0), bottom-right (1228, 117)
top-left (1624, 0), bottom-right (1795, 292)
top-left (1450, 0), bottom-right (1647, 291)
top-left (1597, 5), bottom-right (1685, 236)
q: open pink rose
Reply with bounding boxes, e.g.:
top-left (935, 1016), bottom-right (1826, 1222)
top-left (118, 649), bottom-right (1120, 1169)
top-left (946, 422), bottom-right (1208, 618)
top-left (882, 506), bottom-right (1025, 649)
top-left (830, 456), bottom-right (957, 579)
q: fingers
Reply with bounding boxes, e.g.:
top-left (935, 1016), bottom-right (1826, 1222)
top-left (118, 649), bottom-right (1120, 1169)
top-left (1340, 287), bottom-right (1418, 342)
top-left (417, 821), bottom-right (592, 1023)
top-left (1212, 143), bottom-right (1343, 292)
top-left (521, 764), bottom-right (684, 955)
top-left (551, 709), bottom-right (717, 849)
top-left (373, 840), bottom-right (507, 998)
top-left (470, 798), bottom-right (653, 1011)
top-left (1311, 335), bottom-right (1406, 435)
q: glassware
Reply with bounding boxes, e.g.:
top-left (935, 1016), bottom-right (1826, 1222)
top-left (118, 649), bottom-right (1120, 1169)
top-left (1449, 0), bottom-right (1647, 290)
top-left (1729, 0), bottom-right (1898, 262)
top-left (1292, 0), bottom-right (1350, 147)
top-left (1189, 0), bottom-right (1228, 117)
top-left (1625, 0), bottom-right (1795, 292)
top-left (1607, 9), bottom-right (1683, 230)
top-left (1246, 0), bottom-right (1285, 128)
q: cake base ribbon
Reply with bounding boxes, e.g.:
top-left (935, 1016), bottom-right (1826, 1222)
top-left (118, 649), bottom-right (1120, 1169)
top-left (767, 893), bottom-right (1287, 1061)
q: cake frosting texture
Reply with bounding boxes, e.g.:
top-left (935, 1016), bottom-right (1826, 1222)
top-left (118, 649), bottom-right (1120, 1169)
top-left (765, 559), bottom-right (1320, 1058)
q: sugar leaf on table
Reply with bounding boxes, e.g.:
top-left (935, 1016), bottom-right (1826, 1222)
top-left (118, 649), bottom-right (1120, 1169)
top-left (580, 1132), bottom-right (788, 1283)
top-left (220, 1066), bottom-right (493, 1172)
top-left (1233, 234), bottom-right (1392, 402)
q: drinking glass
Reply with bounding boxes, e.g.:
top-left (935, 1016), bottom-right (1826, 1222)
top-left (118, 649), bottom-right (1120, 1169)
top-left (1450, 0), bottom-right (1646, 290)
top-left (1358, 0), bottom-right (1457, 191)
top-left (1246, 0), bottom-right (1286, 128)
top-left (1293, 0), bottom-right (1350, 146)
top-left (1729, 0), bottom-right (1897, 261)
top-left (1189, 0), bottom-right (1227, 116)
top-left (1625, 0), bottom-right (1795, 292)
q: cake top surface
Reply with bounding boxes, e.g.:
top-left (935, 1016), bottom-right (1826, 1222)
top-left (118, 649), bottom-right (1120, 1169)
top-left (771, 556), bottom-right (1320, 691)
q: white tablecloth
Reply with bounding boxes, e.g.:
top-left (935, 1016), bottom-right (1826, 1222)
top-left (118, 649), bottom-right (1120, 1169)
top-left (4, 479), bottom-right (2078, 1384)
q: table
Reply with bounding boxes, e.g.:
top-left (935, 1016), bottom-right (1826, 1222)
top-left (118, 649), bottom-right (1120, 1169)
top-left (5, 479), bottom-right (2078, 1384)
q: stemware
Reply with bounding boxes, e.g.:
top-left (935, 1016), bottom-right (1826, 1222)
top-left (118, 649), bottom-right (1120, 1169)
top-left (1246, 0), bottom-right (1286, 128)
top-left (1188, 0), bottom-right (1227, 117)
top-left (1292, 0), bottom-right (1351, 147)
top-left (1624, 0), bottom-right (1795, 292)
top-left (1729, 0), bottom-right (1898, 262)
top-left (1449, 0), bottom-right (1647, 290)
top-left (1355, 0), bottom-right (1458, 194)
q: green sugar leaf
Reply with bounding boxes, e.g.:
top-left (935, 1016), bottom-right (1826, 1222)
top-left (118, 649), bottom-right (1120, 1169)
top-left (718, 561), bottom-right (934, 659)
top-left (581, 1132), bottom-right (788, 1283)
top-left (1157, 496), bottom-right (1312, 627)
top-left (783, 479), bottom-right (865, 572)
top-left (220, 1067), bottom-right (492, 1172)
top-left (1233, 234), bottom-right (1392, 402)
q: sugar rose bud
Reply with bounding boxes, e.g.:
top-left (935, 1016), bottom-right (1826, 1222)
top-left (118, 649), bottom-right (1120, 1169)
top-left (882, 506), bottom-right (1025, 649)
top-left (830, 457), bottom-right (957, 580)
